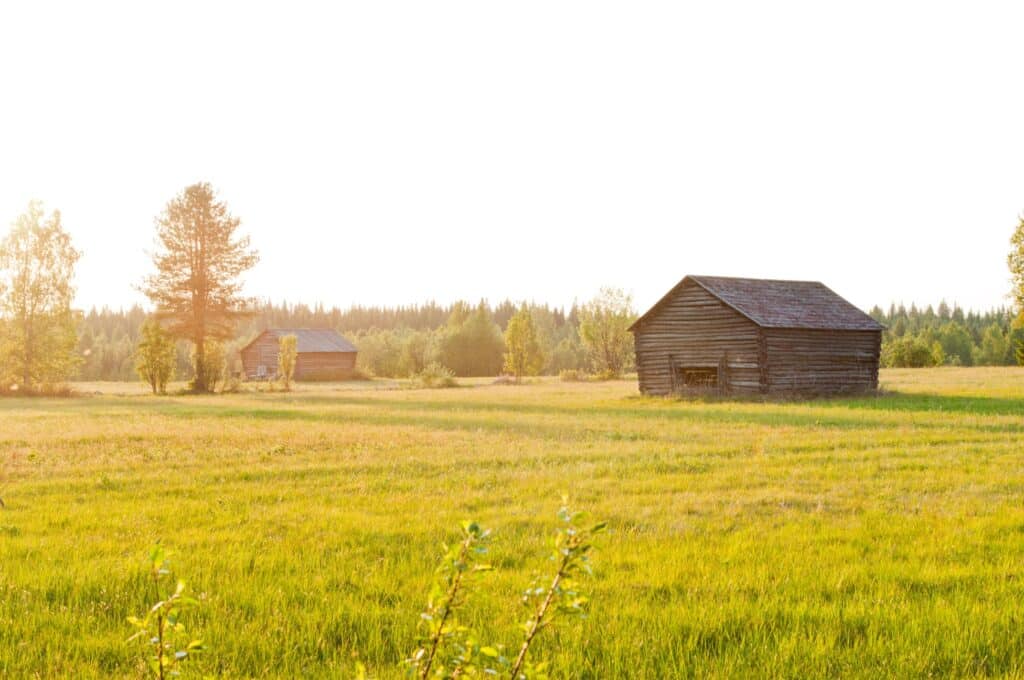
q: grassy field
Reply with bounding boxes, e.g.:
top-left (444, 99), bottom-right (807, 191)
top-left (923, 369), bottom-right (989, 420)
top-left (2, 368), bottom-right (1024, 678)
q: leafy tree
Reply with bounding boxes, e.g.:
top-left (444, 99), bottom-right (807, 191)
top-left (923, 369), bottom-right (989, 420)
top-left (1010, 216), bottom-right (1024, 311)
top-left (0, 202), bottom-right (81, 390)
top-left (1013, 317), bottom-right (1024, 365)
top-left (141, 183), bottom-right (258, 392)
top-left (503, 304), bottom-right (544, 382)
top-left (439, 303), bottom-right (505, 376)
top-left (135, 318), bottom-right (177, 394)
top-left (578, 287), bottom-right (636, 378)
top-left (938, 322), bottom-right (974, 366)
top-left (1011, 216), bottom-right (1024, 365)
top-left (547, 328), bottom-right (587, 374)
top-left (278, 334), bottom-right (297, 390)
top-left (353, 328), bottom-right (403, 378)
top-left (399, 329), bottom-right (436, 377)
top-left (191, 340), bottom-right (226, 393)
top-left (975, 323), bottom-right (1009, 366)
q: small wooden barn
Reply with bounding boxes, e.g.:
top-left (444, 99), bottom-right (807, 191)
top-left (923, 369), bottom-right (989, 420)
top-left (630, 275), bottom-right (884, 396)
top-left (240, 329), bottom-right (358, 381)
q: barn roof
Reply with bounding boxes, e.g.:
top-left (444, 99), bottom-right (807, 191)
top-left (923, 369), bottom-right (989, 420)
top-left (246, 329), bottom-right (358, 353)
top-left (631, 275), bottom-right (885, 332)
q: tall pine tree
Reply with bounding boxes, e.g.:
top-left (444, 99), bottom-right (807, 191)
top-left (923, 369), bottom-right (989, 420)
top-left (141, 183), bottom-right (258, 392)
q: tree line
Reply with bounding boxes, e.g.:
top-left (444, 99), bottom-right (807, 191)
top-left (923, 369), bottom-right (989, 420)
top-left (869, 303), bottom-right (1023, 368)
top-left (3, 184), bottom-right (1024, 394)
top-left (76, 293), bottom-right (635, 382)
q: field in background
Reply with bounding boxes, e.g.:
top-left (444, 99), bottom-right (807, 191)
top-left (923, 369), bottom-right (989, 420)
top-left (2, 368), bottom-right (1024, 678)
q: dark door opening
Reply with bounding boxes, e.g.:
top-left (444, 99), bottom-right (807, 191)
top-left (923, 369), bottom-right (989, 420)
top-left (679, 367), bottom-right (718, 388)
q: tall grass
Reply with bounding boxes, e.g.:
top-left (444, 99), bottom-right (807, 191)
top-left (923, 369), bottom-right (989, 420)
top-left (1, 368), bottom-right (1024, 677)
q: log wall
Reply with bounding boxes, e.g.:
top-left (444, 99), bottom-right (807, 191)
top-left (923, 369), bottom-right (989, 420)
top-left (764, 328), bottom-right (880, 395)
top-left (294, 352), bottom-right (357, 381)
top-left (632, 282), bottom-right (762, 395)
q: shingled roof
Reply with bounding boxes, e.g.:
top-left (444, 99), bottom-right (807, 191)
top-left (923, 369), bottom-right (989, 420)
top-left (632, 275), bottom-right (885, 332)
top-left (252, 329), bottom-right (358, 353)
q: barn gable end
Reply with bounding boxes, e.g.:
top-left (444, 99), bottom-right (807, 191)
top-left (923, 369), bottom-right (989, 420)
top-left (632, 280), bottom-right (761, 395)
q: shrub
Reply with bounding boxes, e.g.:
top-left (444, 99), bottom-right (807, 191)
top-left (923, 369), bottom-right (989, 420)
top-left (559, 369), bottom-right (585, 382)
top-left (221, 374), bottom-right (244, 393)
top-left (415, 362), bottom-right (458, 388)
top-left (0, 382), bottom-right (75, 397)
top-left (189, 341), bottom-right (225, 392)
top-left (350, 365), bottom-right (374, 381)
top-left (881, 335), bottom-right (943, 368)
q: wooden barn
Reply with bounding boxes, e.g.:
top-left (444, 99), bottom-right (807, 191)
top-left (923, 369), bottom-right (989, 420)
top-left (630, 275), bottom-right (884, 396)
top-left (240, 329), bottom-right (358, 381)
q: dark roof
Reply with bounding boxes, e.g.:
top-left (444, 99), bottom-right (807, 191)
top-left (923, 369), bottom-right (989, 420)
top-left (631, 275), bottom-right (885, 332)
top-left (245, 329), bottom-right (358, 353)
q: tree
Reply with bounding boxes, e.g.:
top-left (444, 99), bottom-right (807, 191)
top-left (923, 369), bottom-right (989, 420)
top-left (438, 303), bottom-right (505, 376)
top-left (975, 323), bottom-right (1010, 366)
top-left (135, 318), bottom-right (177, 394)
top-left (503, 304), bottom-right (544, 382)
top-left (141, 183), bottom-right (258, 392)
top-left (937, 321), bottom-right (974, 366)
top-left (278, 334), bottom-right (297, 390)
top-left (1011, 216), bottom-right (1024, 311)
top-left (578, 287), bottom-right (636, 378)
top-left (191, 340), bottom-right (226, 393)
top-left (399, 329), bottom-right (436, 377)
top-left (0, 202), bottom-right (81, 391)
top-left (880, 334), bottom-right (943, 368)
top-left (1011, 217), bottom-right (1024, 364)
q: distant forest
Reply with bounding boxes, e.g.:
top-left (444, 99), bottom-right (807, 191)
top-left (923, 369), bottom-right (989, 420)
top-left (77, 300), bottom-right (584, 381)
top-left (868, 303), bottom-right (1023, 368)
top-left (76, 298), bottom-right (1024, 382)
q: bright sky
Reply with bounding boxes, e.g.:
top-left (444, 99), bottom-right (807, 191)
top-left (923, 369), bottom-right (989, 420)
top-left (1, 2), bottom-right (1022, 315)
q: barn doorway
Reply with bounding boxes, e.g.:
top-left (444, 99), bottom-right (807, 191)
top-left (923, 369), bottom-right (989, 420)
top-left (678, 366), bottom-right (718, 389)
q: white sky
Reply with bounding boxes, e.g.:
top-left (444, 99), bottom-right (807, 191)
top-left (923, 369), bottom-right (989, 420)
top-left (1, 2), bottom-right (1022, 315)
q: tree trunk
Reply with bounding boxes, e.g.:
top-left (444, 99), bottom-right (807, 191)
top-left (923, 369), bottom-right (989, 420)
top-left (193, 335), bottom-right (207, 392)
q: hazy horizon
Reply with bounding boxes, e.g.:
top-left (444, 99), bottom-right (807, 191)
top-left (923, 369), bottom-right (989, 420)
top-left (3, 2), bottom-right (1023, 317)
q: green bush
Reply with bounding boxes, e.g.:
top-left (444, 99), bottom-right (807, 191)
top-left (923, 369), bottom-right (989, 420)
top-left (881, 335), bottom-right (944, 368)
top-left (414, 362), bottom-right (458, 388)
top-left (189, 340), bottom-right (226, 392)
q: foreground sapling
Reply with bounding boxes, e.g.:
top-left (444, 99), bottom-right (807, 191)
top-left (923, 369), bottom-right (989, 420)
top-left (509, 505), bottom-right (606, 680)
top-left (127, 545), bottom-right (205, 679)
top-left (407, 520), bottom-right (495, 679)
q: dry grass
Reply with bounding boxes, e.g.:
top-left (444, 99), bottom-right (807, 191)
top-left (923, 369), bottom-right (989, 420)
top-left (2, 368), bottom-right (1024, 677)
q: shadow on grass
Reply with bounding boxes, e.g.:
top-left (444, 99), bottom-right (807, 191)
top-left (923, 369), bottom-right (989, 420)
top-left (4, 387), bottom-right (1021, 441)
top-left (839, 391), bottom-right (1024, 418)
top-left (146, 389), bottom-right (1024, 440)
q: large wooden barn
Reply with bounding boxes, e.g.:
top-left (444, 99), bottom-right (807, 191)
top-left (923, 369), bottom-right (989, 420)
top-left (630, 275), bottom-right (884, 396)
top-left (240, 329), bottom-right (358, 381)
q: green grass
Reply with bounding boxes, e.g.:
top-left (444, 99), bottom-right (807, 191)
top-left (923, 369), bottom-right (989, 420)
top-left (2, 367), bottom-right (1024, 678)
